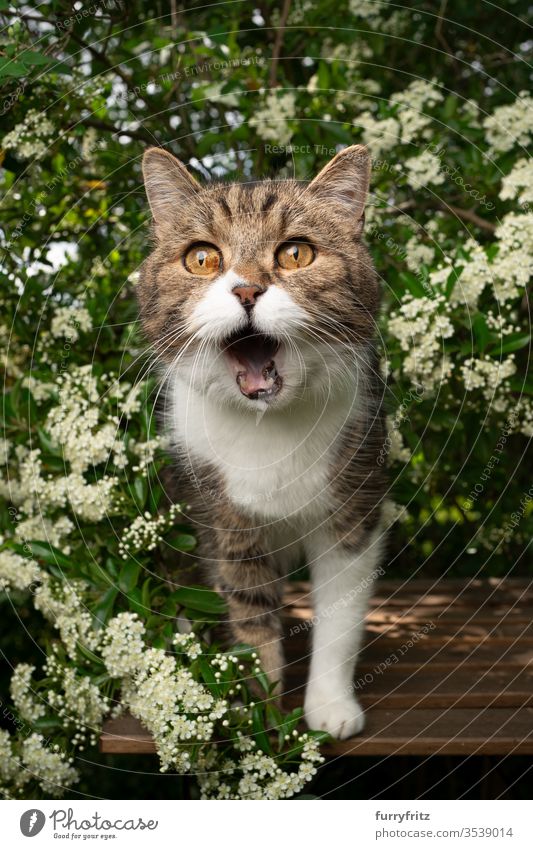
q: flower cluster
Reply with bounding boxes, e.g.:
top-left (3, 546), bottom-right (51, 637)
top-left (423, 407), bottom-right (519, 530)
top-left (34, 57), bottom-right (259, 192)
top-left (118, 504), bottom-right (182, 558)
top-left (391, 79), bottom-right (443, 144)
top-left (461, 355), bottom-right (516, 410)
top-left (2, 108), bottom-right (55, 159)
top-left (101, 612), bottom-right (146, 677)
top-left (20, 733), bottom-right (78, 796)
top-left (483, 91), bottom-right (533, 152)
top-left (388, 294), bottom-right (454, 392)
top-left (249, 90), bottom-right (296, 146)
top-left (10, 664), bottom-right (45, 724)
top-left (0, 550), bottom-right (42, 593)
top-left (198, 733), bottom-right (325, 800)
top-left (50, 305), bottom-right (93, 341)
top-left (404, 150), bottom-right (444, 189)
top-left (500, 158), bottom-right (533, 206)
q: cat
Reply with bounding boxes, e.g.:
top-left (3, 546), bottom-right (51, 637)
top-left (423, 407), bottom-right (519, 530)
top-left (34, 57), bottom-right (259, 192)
top-left (138, 144), bottom-right (387, 739)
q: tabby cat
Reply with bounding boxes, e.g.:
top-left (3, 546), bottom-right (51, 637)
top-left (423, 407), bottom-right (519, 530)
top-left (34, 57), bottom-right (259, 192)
top-left (138, 144), bottom-right (387, 739)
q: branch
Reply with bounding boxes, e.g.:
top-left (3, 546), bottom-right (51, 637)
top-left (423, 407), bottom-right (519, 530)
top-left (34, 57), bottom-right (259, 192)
top-left (269, 0), bottom-right (292, 87)
top-left (76, 118), bottom-right (154, 144)
top-left (442, 202), bottom-right (497, 233)
top-left (381, 198), bottom-right (496, 233)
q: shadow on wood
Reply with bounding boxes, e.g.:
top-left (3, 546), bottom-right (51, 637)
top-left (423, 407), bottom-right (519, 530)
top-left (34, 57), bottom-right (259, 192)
top-left (101, 578), bottom-right (533, 757)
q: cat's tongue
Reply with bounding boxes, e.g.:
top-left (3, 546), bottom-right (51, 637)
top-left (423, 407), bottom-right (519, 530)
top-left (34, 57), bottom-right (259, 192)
top-left (223, 332), bottom-right (282, 400)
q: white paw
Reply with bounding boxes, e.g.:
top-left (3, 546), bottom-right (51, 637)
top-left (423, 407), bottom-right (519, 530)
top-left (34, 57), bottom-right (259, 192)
top-left (304, 689), bottom-right (365, 740)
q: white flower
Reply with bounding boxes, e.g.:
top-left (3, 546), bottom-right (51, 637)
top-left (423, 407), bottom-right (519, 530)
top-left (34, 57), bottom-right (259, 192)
top-left (492, 212), bottom-right (533, 302)
top-left (360, 113), bottom-right (399, 157)
top-left (461, 355), bottom-right (516, 398)
top-left (249, 90), bottom-right (296, 146)
top-left (405, 235), bottom-right (434, 272)
top-left (46, 368), bottom-right (117, 474)
top-left (450, 238), bottom-right (492, 307)
top-left (499, 158), bottom-right (533, 205)
top-left (0, 730), bottom-right (19, 788)
top-left (404, 150), bottom-right (444, 189)
top-left (118, 504), bottom-right (182, 558)
top-left (3, 109), bottom-right (55, 160)
top-left (21, 733), bottom-right (78, 796)
top-left (0, 550), bottom-right (43, 592)
top-left (34, 580), bottom-right (101, 659)
top-left (483, 92), bottom-right (533, 153)
top-left (59, 668), bottom-right (108, 728)
top-left (173, 631), bottom-right (203, 659)
top-left (10, 664), bottom-right (46, 723)
top-left (102, 612), bottom-right (146, 677)
top-left (50, 306), bottom-right (92, 341)
top-left (15, 515), bottom-right (74, 552)
top-left (22, 376), bottom-right (56, 403)
top-left (381, 499), bottom-right (408, 527)
top-left (385, 416), bottom-right (411, 464)
top-left (391, 79), bottom-right (443, 144)
top-left (388, 294), bottom-right (454, 393)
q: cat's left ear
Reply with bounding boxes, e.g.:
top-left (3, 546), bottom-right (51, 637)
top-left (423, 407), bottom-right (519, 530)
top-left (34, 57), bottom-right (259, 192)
top-left (309, 144), bottom-right (371, 233)
top-left (142, 147), bottom-right (200, 227)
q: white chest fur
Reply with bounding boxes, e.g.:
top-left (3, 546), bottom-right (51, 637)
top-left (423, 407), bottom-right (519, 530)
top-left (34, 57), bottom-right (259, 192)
top-left (168, 376), bottom-right (358, 522)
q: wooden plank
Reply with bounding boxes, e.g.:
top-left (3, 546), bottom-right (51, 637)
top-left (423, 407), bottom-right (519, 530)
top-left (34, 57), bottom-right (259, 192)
top-left (283, 665), bottom-right (533, 708)
top-left (100, 580), bottom-right (533, 757)
top-left (101, 707), bottom-right (533, 757)
top-left (100, 714), bottom-right (155, 754)
top-left (284, 579), bottom-right (533, 607)
top-left (321, 707), bottom-right (533, 756)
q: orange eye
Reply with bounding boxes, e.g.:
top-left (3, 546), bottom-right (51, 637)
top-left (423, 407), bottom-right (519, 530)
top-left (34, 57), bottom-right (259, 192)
top-left (276, 241), bottom-right (314, 271)
top-left (184, 244), bottom-right (221, 275)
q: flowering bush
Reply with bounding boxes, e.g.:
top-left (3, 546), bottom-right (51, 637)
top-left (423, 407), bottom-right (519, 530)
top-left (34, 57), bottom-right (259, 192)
top-left (0, 0), bottom-right (531, 799)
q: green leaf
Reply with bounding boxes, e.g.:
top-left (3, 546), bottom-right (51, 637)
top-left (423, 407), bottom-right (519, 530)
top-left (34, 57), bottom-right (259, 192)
top-left (27, 540), bottom-right (71, 571)
top-left (34, 717), bottom-right (63, 731)
top-left (252, 704), bottom-right (272, 754)
top-left (253, 668), bottom-right (272, 694)
top-left (118, 560), bottom-right (140, 593)
top-left (133, 476), bottom-right (147, 509)
top-left (37, 427), bottom-right (61, 457)
top-left (472, 313), bottom-right (489, 353)
top-left (172, 533), bottom-right (197, 552)
top-left (399, 271), bottom-right (428, 298)
top-left (141, 577), bottom-right (152, 610)
top-left (490, 333), bottom-right (531, 355)
top-left (197, 657), bottom-right (221, 696)
top-left (93, 587), bottom-right (118, 628)
top-left (127, 587), bottom-right (146, 617)
top-left (19, 51), bottom-right (52, 67)
top-left (169, 585), bottom-right (227, 614)
top-left (77, 641), bottom-right (104, 667)
top-left (0, 58), bottom-right (27, 78)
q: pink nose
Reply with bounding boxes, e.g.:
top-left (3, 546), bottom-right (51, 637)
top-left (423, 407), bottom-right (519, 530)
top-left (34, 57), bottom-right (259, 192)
top-left (232, 285), bottom-right (265, 307)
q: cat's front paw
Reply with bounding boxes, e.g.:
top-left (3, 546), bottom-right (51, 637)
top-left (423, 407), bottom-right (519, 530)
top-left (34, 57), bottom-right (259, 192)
top-left (304, 688), bottom-right (365, 740)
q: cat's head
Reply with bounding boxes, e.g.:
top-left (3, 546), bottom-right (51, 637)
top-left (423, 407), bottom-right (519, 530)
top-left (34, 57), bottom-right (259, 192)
top-left (138, 145), bottom-right (378, 411)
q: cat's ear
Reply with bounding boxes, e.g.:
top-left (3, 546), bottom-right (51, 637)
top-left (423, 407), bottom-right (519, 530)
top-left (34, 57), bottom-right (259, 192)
top-left (142, 147), bottom-right (200, 225)
top-left (309, 144), bottom-right (370, 230)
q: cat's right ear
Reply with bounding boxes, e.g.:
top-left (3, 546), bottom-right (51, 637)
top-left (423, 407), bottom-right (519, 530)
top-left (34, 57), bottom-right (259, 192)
top-left (142, 147), bottom-right (200, 225)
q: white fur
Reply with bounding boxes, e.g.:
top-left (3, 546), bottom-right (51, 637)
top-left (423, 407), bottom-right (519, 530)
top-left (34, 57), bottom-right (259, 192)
top-left (253, 284), bottom-right (309, 336)
top-left (189, 269), bottom-right (248, 341)
top-left (170, 373), bottom-right (359, 522)
top-left (167, 267), bottom-right (379, 739)
top-left (303, 527), bottom-right (384, 738)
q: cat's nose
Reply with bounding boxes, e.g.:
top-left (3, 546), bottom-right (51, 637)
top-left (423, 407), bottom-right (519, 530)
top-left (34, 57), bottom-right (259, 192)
top-left (232, 284), bottom-right (265, 307)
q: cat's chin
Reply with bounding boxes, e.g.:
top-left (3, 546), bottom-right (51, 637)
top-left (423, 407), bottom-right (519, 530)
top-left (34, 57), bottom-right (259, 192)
top-left (221, 328), bottom-right (284, 405)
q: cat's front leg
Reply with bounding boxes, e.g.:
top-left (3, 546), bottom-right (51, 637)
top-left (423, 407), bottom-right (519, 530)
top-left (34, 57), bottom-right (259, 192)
top-left (303, 527), bottom-right (383, 739)
top-left (213, 515), bottom-right (286, 693)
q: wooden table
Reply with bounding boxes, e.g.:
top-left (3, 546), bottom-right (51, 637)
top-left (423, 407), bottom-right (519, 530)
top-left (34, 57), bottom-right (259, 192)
top-left (101, 578), bottom-right (533, 757)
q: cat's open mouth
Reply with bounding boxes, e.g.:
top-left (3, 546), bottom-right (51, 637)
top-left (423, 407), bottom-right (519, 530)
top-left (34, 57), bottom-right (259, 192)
top-left (222, 328), bottom-right (283, 402)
